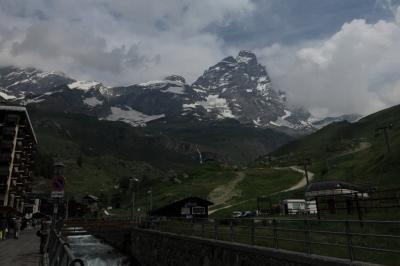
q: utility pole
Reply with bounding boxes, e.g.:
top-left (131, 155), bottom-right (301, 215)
top-left (129, 177), bottom-right (140, 221)
top-left (147, 187), bottom-right (153, 215)
top-left (300, 158), bottom-right (312, 185)
top-left (376, 124), bottom-right (393, 153)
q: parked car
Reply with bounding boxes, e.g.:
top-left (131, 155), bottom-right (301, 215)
top-left (241, 211), bottom-right (256, 217)
top-left (232, 211), bottom-right (242, 218)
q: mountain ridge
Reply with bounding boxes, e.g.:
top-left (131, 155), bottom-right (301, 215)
top-left (0, 50), bottom-right (358, 134)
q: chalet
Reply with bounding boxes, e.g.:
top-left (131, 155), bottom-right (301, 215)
top-left (0, 105), bottom-right (37, 213)
top-left (151, 196), bottom-right (213, 219)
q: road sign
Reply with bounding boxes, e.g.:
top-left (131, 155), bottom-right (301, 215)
top-left (52, 175), bottom-right (65, 192)
top-left (51, 191), bottom-right (64, 198)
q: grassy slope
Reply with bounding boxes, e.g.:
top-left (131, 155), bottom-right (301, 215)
top-left (122, 163), bottom-right (302, 218)
top-left (145, 118), bottom-right (293, 163)
top-left (29, 106), bottom-right (295, 204)
top-left (269, 104), bottom-right (400, 188)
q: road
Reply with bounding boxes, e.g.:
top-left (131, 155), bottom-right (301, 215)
top-left (280, 166), bottom-right (314, 192)
top-left (0, 229), bottom-right (41, 266)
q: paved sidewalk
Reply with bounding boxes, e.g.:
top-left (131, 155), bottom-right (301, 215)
top-left (0, 229), bottom-right (41, 266)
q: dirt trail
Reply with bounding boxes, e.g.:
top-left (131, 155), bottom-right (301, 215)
top-left (208, 172), bottom-right (245, 207)
top-left (280, 166), bottom-right (314, 192)
top-left (209, 167), bottom-right (314, 215)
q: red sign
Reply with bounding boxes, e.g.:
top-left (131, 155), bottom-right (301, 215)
top-left (52, 176), bottom-right (65, 191)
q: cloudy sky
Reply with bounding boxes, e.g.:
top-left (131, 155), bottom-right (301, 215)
top-left (1, 0), bottom-right (400, 117)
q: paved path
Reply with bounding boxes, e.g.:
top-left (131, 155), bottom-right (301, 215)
top-left (0, 229), bottom-right (41, 266)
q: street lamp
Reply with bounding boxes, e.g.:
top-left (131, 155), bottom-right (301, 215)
top-left (147, 187), bottom-right (152, 216)
top-left (129, 177), bottom-right (140, 221)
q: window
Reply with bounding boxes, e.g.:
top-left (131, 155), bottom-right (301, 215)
top-left (192, 206), bottom-right (205, 214)
top-left (181, 207), bottom-right (190, 215)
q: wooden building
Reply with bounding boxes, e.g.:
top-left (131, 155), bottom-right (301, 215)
top-left (0, 105), bottom-right (37, 213)
top-left (151, 197), bottom-right (213, 219)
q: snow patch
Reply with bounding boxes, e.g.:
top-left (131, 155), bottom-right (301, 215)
top-left (236, 55), bottom-right (253, 64)
top-left (188, 95), bottom-right (235, 119)
top-left (105, 106), bottom-right (165, 127)
top-left (139, 80), bottom-right (184, 88)
top-left (68, 80), bottom-right (101, 91)
top-left (0, 91), bottom-right (16, 100)
top-left (83, 97), bottom-right (103, 107)
top-left (162, 86), bottom-right (185, 94)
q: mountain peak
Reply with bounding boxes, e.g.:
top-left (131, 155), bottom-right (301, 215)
top-left (236, 50), bottom-right (257, 65)
top-left (164, 75), bottom-right (186, 84)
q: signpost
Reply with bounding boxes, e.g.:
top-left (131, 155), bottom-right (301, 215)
top-left (51, 163), bottom-right (66, 221)
top-left (52, 175), bottom-right (66, 192)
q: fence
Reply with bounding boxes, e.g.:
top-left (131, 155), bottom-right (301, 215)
top-left (150, 217), bottom-right (400, 265)
top-left (312, 187), bottom-right (400, 219)
top-left (60, 216), bottom-right (400, 265)
top-left (46, 229), bottom-right (84, 266)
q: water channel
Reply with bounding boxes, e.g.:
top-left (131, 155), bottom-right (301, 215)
top-left (65, 227), bottom-right (131, 266)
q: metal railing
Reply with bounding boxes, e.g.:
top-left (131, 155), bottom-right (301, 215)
top-left (46, 229), bottom-right (84, 266)
top-left (148, 217), bottom-right (400, 265)
top-left (60, 216), bottom-right (400, 265)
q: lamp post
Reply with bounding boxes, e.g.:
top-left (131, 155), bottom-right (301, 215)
top-left (147, 187), bottom-right (153, 216)
top-left (129, 177), bottom-right (140, 221)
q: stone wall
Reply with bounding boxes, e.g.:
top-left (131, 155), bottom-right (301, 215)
top-left (95, 228), bottom-right (379, 266)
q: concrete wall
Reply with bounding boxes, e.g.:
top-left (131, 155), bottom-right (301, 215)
top-left (95, 228), bottom-right (379, 266)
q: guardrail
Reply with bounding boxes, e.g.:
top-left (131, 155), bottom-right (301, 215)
top-left (60, 217), bottom-right (400, 265)
top-left (46, 229), bottom-right (85, 266)
top-left (150, 217), bottom-right (400, 265)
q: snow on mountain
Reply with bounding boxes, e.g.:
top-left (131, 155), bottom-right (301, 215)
top-left (68, 80), bottom-right (102, 91)
top-left (186, 50), bottom-right (311, 130)
top-left (0, 52), bottom-right (356, 132)
top-left (186, 95), bottom-right (235, 119)
top-left (310, 114), bottom-right (362, 129)
top-left (104, 106), bottom-right (165, 127)
top-left (0, 91), bottom-right (17, 100)
top-left (0, 66), bottom-right (74, 97)
top-left (162, 86), bottom-right (185, 94)
top-left (83, 96), bottom-right (104, 107)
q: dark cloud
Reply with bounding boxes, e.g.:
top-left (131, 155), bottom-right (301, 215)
top-left (0, 0), bottom-right (399, 116)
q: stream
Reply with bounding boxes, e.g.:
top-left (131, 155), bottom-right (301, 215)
top-left (66, 234), bottom-right (131, 266)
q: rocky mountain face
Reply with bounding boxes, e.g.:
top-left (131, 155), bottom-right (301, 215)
top-left (0, 51), bottom-right (356, 134)
top-left (0, 66), bottom-right (74, 98)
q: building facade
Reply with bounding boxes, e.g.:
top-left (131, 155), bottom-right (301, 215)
top-left (151, 197), bottom-right (213, 219)
top-left (0, 105), bottom-right (37, 212)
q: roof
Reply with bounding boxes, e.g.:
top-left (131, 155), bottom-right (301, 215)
top-left (0, 105), bottom-right (37, 143)
top-left (282, 199), bottom-right (306, 203)
top-left (169, 196), bottom-right (213, 206)
top-left (306, 180), bottom-right (367, 193)
top-left (151, 196), bottom-right (213, 215)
